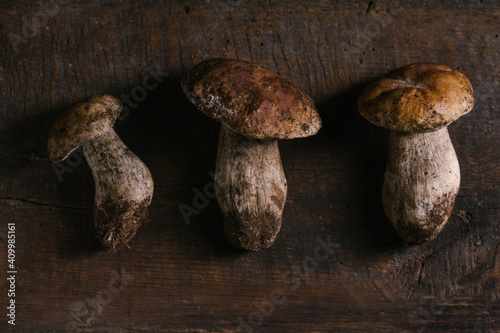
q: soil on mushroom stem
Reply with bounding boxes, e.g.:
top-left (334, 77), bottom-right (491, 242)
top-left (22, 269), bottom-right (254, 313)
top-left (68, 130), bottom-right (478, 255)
top-left (395, 192), bottom-right (457, 245)
top-left (94, 197), bottom-right (151, 249)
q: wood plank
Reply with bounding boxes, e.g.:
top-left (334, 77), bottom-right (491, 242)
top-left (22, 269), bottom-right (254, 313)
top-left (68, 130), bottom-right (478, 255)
top-left (0, 0), bottom-right (498, 331)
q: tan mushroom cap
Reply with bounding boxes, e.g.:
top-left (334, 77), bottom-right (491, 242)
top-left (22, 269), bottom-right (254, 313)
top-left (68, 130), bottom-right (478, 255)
top-left (181, 58), bottom-right (322, 139)
top-left (47, 94), bottom-right (122, 163)
top-left (357, 63), bottom-right (474, 132)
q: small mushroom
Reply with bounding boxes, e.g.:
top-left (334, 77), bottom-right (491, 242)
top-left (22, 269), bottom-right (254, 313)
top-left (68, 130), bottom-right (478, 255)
top-left (357, 63), bottom-right (474, 244)
top-left (47, 95), bottom-right (154, 249)
top-left (182, 58), bottom-right (321, 250)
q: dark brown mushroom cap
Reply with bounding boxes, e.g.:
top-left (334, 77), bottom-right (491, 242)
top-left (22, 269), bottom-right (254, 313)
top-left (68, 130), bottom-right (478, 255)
top-left (357, 63), bottom-right (474, 132)
top-left (181, 58), bottom-right (322, 139)
top-left (47, 94), bottom-right (122, 163)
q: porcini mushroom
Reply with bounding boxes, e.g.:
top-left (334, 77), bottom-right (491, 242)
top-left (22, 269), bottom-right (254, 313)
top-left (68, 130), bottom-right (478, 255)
top-left (182, 58), bottom-right (322, 250)
top-left (47, 94), bottom-right (154, 249)
top-left (357, 63), bottom-right (474, 244)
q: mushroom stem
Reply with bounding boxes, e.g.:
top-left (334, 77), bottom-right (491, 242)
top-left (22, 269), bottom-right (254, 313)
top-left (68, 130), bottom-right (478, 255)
top-left (382, 127), bottom-right (460, 244)
top-left (83, 129), bottom-right (154, 248)
top-left (215, 124), bottom-right (288, 250)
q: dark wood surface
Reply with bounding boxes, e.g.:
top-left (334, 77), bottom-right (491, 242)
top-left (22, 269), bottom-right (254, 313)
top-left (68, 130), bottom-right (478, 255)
top-left (0, 1), bottom-right (499, 332)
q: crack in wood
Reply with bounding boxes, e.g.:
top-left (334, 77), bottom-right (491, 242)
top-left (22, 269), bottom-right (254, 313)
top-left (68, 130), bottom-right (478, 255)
top-left (0, 196), bottom-right (89, 210)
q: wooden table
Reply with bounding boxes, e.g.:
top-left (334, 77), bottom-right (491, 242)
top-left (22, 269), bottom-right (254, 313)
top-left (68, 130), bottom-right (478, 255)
top-left (1, 1), bottom-right (499, 331)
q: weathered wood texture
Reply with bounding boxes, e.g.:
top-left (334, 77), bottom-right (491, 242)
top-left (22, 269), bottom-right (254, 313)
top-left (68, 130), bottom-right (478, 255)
top-left (0, 0), bottom-right (498, 332)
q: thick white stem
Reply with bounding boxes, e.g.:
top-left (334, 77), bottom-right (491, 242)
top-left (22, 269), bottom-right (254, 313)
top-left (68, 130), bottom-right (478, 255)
top-left (383, 127), bottom-right (460, 244)
top-left (83, 129), bottom-right (154, 248)
top-left (215, 124), bottom-right (287, 250)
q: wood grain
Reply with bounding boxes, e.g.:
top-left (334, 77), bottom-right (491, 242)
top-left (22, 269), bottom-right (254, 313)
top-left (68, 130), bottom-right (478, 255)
top-left (0, 0), bottom-right (498, 332)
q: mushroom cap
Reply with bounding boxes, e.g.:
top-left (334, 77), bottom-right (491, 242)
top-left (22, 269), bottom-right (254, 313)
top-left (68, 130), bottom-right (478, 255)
top-left (181, 58), bottom-right (322, 139)
top-left (47, 94), bottom-right (122, 163)
top-left (357, 63), bottom-right (474, 132)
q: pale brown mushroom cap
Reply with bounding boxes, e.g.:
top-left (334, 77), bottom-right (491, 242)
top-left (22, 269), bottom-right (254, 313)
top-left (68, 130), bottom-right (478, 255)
top-left (357, 63), bottom-right (474, 132)
top-left (181, 58), bottom-right (322, 139)
top-left (47, 94), bottom-right (122, 163)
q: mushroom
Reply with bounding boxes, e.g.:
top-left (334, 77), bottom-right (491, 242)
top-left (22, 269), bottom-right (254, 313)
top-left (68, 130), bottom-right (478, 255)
top-left (47, 94), bottom-right (154, 249)
top-left (182, 58), bottom-right (322, 250)
top-left (357, 63), bottom-right (474, 244)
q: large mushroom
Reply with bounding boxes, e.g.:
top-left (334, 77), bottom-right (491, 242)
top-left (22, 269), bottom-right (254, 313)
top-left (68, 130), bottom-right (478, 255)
top-left (182, 58), bottom-right (322, 250)
top-left (48, 94), bottom-right (154, 249)
top-left (357, 63), bottom-right (474, 244)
